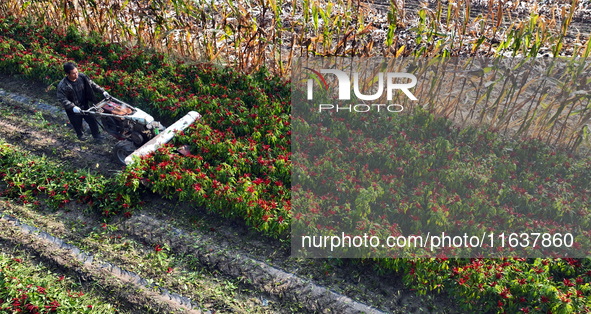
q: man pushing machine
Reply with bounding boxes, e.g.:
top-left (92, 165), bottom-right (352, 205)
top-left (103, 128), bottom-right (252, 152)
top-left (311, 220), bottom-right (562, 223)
top-left (57, 62), bottom-right (109, 142)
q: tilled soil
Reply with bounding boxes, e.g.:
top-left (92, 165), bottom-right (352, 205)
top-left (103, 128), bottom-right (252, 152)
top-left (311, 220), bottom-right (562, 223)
top-left (0, 74), bottom-right (456, 313)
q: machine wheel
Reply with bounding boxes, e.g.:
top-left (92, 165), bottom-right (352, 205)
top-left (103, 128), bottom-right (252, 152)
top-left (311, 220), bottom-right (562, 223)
top-left (113, 140), bottom-right (136, 165)
top-left (101, 116), bottom-right (119, 136)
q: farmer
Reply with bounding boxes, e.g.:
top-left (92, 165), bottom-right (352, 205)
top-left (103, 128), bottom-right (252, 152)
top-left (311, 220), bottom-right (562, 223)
top-left (57, 62), bottom-right (109, 142)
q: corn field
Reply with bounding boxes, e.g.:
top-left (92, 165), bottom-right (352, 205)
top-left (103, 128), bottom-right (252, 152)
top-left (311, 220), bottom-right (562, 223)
top-left (3, 0), bottom-right (590, 73)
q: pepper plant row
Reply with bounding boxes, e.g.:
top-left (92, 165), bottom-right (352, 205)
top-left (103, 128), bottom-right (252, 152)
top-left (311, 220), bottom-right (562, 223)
top-left (0, 251), bottom-right (117, 313)
top-left (0, 141), bottom-right (136, 217)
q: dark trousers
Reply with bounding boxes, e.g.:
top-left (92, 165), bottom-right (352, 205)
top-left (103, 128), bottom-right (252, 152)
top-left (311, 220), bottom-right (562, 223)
top-left (66, 110), bottom-right (100, 138)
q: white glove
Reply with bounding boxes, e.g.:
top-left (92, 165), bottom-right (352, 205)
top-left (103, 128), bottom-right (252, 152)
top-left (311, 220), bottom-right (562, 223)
top-left (103, 91), bottom-right (110, 98)
top-left (72, 106), bottom-right (81, 113)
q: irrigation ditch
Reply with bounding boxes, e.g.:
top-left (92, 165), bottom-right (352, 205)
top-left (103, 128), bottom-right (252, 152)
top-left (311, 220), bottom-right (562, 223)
top-left (0, 75), bottom-right (455, 313)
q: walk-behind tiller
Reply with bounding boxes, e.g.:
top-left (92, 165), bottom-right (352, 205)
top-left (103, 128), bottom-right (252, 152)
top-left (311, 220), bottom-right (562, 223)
top-left (81, 96), bottom-right (200, 165)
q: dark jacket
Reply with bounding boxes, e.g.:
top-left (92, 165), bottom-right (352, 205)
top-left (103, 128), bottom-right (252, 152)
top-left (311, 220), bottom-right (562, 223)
top-left (57, 73), bottom-right (105, 111)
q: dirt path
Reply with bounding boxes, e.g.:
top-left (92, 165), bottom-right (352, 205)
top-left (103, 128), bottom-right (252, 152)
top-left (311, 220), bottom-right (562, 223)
top-left (0, 74), bottom-right (457, 313)
top-left (0, 77), bottom-right (123, 176)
